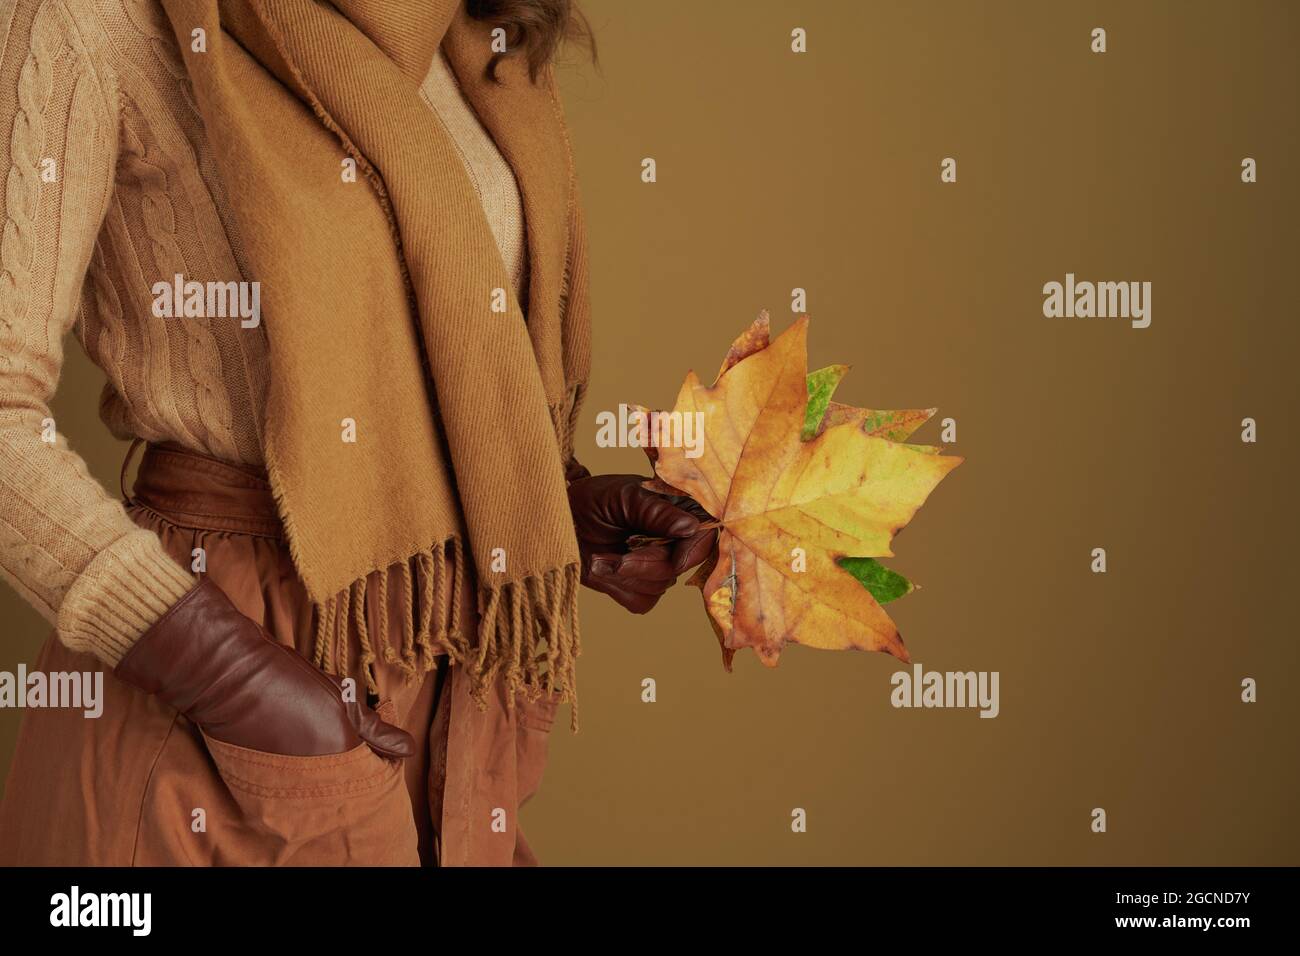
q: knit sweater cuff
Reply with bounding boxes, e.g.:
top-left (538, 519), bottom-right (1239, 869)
top-left (55, 529), bottom-right (198, 667)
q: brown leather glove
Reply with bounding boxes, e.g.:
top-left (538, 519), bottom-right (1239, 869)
top-left (566, 471), bottom-right (716, 614)
top-left (114, 577), bottom-right (415, 759)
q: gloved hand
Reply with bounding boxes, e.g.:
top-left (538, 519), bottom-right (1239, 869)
top-left (566, 468), bottom-right (716, 614)
top-left (114, 577), bottom-right (415, 759)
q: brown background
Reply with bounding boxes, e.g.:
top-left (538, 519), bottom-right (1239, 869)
top-left (3, 0), bottom-right (1297, 864)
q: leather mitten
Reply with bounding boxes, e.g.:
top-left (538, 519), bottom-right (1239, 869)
top-left (114, 577), bottom-right (415, 759)
top-left (566, 472), bottom-right (716, 614)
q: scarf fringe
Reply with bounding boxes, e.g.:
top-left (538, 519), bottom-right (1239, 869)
top-left (310, 536), bottom-right (582, 731)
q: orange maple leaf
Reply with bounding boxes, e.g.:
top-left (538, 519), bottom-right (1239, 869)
top-left (643, 313), bottom-right (962, 668)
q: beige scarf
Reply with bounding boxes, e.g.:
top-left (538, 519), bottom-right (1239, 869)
top-left (161, 0), bottom-right (592, 717)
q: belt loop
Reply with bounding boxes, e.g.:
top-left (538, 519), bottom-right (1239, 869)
top-left (120, 437), bottom-right (145, 503)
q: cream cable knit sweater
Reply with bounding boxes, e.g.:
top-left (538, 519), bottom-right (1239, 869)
top-left (0, 0), bottom-right (526, 664)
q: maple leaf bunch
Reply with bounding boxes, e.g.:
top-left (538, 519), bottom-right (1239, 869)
top-left (633, 312), bottom-right (962, 671)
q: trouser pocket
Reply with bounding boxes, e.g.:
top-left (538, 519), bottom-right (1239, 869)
top-left (132, 716), bottom-right (420, 866)
top-left (513, 690), bottom-right (560, 808)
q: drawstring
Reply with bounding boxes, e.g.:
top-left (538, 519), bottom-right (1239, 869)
top-left (119, 437), bottom-right (145, 503)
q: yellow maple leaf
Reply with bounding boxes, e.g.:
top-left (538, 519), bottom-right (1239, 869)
top-left (648, 314), bottom-right (962, 667)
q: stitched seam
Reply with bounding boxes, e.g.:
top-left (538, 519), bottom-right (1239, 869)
top-left (215, 761), bottom-right (396, 799)
top-left (204, 742), bottom-right (373, 772)
top-left (128, 709), bottom-right (182, 867)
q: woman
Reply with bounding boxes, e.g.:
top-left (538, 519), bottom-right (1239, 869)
top-left (0, 0), bottom-right (711, 866)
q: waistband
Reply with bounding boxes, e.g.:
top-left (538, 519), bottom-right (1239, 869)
top-left (124, 440), bottom-right (285, 538)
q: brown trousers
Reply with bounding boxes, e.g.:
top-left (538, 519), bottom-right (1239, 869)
top-left (0, 443), bottom-right (559, 866)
